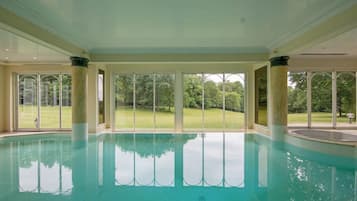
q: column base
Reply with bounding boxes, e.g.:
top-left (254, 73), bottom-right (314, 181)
top-left (72, 123), bottom-right (88, 148)
top-left (271, 124), bottom-right (287, 141)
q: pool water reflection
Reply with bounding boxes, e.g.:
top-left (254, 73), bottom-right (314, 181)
top-left (0, 133), bottom-right (356, 201)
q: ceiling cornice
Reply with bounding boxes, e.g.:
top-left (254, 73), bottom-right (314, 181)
top-left (272, 3), bottom-right (357, 57)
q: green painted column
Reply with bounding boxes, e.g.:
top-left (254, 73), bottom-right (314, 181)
top-left (71, 56), bottom-right (89, 143)
top-left (270, 56), bottom-right (289, 141)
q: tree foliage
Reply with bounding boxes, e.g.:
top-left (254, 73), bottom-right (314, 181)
top-left (184, 75), bottom-right (244, 112)
top-left (115, 74), bottom-right (175, 112)
top-left (114, 74), bottom-right (244, 113)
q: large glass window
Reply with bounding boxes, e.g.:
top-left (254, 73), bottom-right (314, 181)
top-left (114, 73), bottom-right (175, 131)
top-left (288, 72), bottom-right (307, 127)
top-left (61, 74), bottom-right (72, 129)
top-left (183, 74), bottom-right (204, 130)
top-left (98, 70), bottom-right (105, 124)
top-left (311, 72), bottom-right (332, 127)
top-left (225, 74), bottom-right (245, 130)
top-left (18, 74), bottom-right (38, 129)
top-left (155, 74), bottom-right (175, 129)
top-left (183, 73), bottom-right (245, 131)
top-left (114, 74), bottom-right (134, 130)
top-left (287, 71), bottom-right (357, 128)
top-left (40, 75), bottom-right (60, 129)
top-left (135, 74), bottom-right (154, 130)
top-left (17, 73), bottom-right (71, 130)
top-left (254, 67), bottom-right (268, 126)
top-left (204, 74), bottom-right (224, 130)
top-left (336, 72), bottom-right (356, 126)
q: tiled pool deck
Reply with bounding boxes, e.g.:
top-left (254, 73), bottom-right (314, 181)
top-left (290, 129), bottom-right (357, 143)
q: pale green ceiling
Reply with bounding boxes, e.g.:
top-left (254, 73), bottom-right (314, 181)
top-left (0, 0), bottom-right (356, 55)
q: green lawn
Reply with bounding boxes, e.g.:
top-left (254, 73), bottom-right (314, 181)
top-left (288, 112), bottom-right (356, 124)
top-left (116, 107), bottom-right (245, 130)
top-left (18, 105), bottom-right (72, 129)
top-left (183, 108), bottom-right (245, 130)
top-left (18, 106), bottom-right (355, 129)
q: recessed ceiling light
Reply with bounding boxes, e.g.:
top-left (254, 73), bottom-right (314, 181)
top-left (33, 56), bottom-right (37, 60)
top-left (5, 49), bottom-right (9, 52)
top-left (5, 57), bottom-right (9, 60)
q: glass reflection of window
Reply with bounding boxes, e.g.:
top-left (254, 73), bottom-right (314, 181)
top-left (155, 148), bottom-right (174, 187)
top-left (98, 138), bottom-right (104, 186)
top-left (183, 134), bottom-right (244, 187)
top-left (115, 135), bottom-right (135, 186)
top-left (204, 134), bottom-right (224, 186)
top-left (18, 139), bottom-right (72, 194)
top-left (258, 145), bottom-right (268, 187)
top-left (115, 135), bottom-right (174, 187)
top-left (18, 141), bottom-right (39, 192)
top-left (183, 134), bottom-right (203, 186)
top-left (135, 141), bottom-right (155, 186)
top-left (224, 134), bottom-right (244, 187)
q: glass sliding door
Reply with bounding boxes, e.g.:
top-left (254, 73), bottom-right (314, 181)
top-left (311, 72), bottom-right (332, 127)
top-left (40, 75), bottom-right (60, 129)
top-left (61, 74), bottom-right (72, 129)
top-left (18, 74), bottom-right (38, 129)
top-left (336, 72), bottom-right (356, 127)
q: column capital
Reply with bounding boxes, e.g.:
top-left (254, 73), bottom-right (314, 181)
top-left (270, 56), bottom-right (289, 67)
top-left (70, 56), bottom-right (89, 67)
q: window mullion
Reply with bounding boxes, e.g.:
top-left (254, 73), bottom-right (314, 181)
top-left (133, 74), bottom-right (136, 132)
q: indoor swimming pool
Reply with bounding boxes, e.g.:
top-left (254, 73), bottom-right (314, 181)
top-left (0, 133), bottom-right (356, 201)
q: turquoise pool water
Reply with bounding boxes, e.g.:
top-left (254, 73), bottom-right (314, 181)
top-left (0, 133), bottom-right (356, 201)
